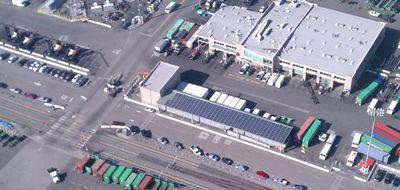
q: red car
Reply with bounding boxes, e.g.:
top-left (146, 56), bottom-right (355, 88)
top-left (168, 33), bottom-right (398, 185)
top-left (112, 121), bottom-right (125, 126)
top-left (256, 171), bottom-right (269, 180)
top-left (24, 92), bottom-right (37, 99)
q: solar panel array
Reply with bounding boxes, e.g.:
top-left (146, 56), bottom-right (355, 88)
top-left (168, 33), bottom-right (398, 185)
top-left (164, 92), bottom-right (293, 144)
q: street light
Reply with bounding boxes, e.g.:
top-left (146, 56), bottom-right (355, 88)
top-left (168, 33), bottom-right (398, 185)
top-left (362, 108), bottom-right (385, 174)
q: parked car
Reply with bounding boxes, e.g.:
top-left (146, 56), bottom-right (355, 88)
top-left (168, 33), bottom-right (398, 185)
top-left (52, 69), bottom-right (62, 78)
top-left (63, 72), bottom-right (76, 82)
top-left (18, 58), bottom-right (28, 67)
top-left (393, 177), bottom-right (400, 187)
top-left (112, 121), bottom-right (125, 126)
top-left (206, 153), bottom-right (220, 162)
top-left (75, 77), bottom-right (88, 87)
top-left (59, 70), bottom-right (67, 79)
top-left (190, 145), bottom-right (203, 157)
top-left (256, 70), bottom-right (265, 80)
top-left (0, 52), bottom-right (10, 60)
top-left (256, 171), bottom-right (269, 179)
top-left (174, 141), bottom-right (184, 150)
top-left (234, 164), bottom-right (249, 171)
top-left (7, 55), bottom-right (18, 63)
top-left (221, 157), bottom-right (233, 165)
top-left (47, 167), bottom-right (60, 184)
top-left (141, 129), bottom-right (152, 138)
top-left (245, 66), bottom-right (256, 76)
top-left (239, 64), bottom-right (250, 75)
top-left (385, 173), bottom-right (395, 184)
top-left (291, 184), bottom-right (307, 190)
top-left (37, 97), bottom-right (52, 103)
top-left (23, 61), bottom-right (32, 69)
top-left (0, 82), bottom-right (7, 89)
top-left (45, 67), bottom-right (54, 74)
top-left (374, 169), bottom-right (387, 182)
top-left (9, 88), bottom-right (22, 94)
top-left (71, 74), bottom-right (82, 83)
top-left (32, 62), bottom-right (42, 72)
top-left (157, 137), bottom-right (169, 145)
top-left (144, 108), bottom-right (155, 113)
top-left (38, 64), bottom-right (48, 73)
top-left (274, 177), bottom-right (289, 185)
top-left (261, 73), bottom-right (271, 82)
top-left (24, 92), bottom-right (37, 99)
top-left (128, 125), bottom-right (140, 135)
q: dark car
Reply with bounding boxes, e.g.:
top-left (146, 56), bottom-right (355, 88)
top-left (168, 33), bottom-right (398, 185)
top-left (18, 58), bottom-right (29, 66)
top-left (51, 69), bottom-right (62, 78)
top-left (221, 157), bottom-right (234, 165)
top-left (112, 121), bottom-right (125, 126)
top-left (245, 66), bottom-right (256, 76)
top-left (158, 137), bottom-right (169, 145)
top-left (393, 177), bottom-right (400, 187)
top-left (45, 67), bottom-right (54, 74)
top-left (141, 129), bottom-right (152, 138)
top-left (244, 0), bottom-right (255, 6)
top-left (0, 82), bottom-right (7, 89)
top-left (59, 70), bottom-right (68, 79)
top-left (64, 72), bottom-right (76, 82)
top-left (129, 125), bottom-right (140, 135)
top-left (37, 97), bottom-right (52, 103)
top-left (24, 92), bottom-right (37, 99)
top-left (385, 173), bottom-right (395, 184)
top-left (75, 77), bottom-right (88, 87)
top-left (174, 141), bottom-right (184, 150)
top-left (291, 184), bottom-right (307, 190)
top-left (374, 169), bottom-right (387, 182)
top-left (0, 52), bottom-right (10, 60)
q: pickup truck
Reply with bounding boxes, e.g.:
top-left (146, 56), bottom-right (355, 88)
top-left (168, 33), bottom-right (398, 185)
top-left (47, 167), bottom-right (60, 184)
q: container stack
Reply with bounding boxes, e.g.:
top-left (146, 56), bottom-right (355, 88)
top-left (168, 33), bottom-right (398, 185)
top-left (357, 122), bottom-right (400, 164)
top-left (75, 155), bottom-right (180, 190)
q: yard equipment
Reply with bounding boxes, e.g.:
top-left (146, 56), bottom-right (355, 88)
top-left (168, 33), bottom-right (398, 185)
top-left (104, 73), bottom-right (123, 97)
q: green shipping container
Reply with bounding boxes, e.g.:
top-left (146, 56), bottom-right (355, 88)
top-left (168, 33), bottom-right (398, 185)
top-left (179, 21), bottom-right (195, 32)
top-left (124, 172), bottom-right (138, 190)
top-left (166, 182), bottom-right (175, 190)
top-left (112, 166), bottom-right (126, 184)
top-left (361, 134), bottom-right (393, 153)
top-left (158, 181), bottom-right (168, 190)
top-left (356, 81), bottom-right (379, 105)
top-left (151, 178), bottom-right (161, 190)
top-left (132, 173), bottom-right (146, 189)
top-left (166, 19), bottom-right (184, 40)
top-left (119, 168), bottom-right (133, 186)
top-left (103, 165), bottom-right (117, 184)
top-left (302, 119), bottom-right (322, 148)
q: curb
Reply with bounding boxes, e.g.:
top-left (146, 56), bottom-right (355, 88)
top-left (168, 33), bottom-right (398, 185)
top-left (123, 96), bottom-right (330, 173)
top-left (84, 20), bottom-right (112, 29)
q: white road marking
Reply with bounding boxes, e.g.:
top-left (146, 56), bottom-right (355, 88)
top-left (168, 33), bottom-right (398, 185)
top-left (223, 139), bottom-right (232, 145)
top-left (211, 135), bottom-right (221, 144)
top-left (112, 49), bottom-right (122, 55)
top-left (69, 97), bottom-right (74, 102)
top-left (139, 32), bottom-right (153, 38)
top-left (152, 52), bottom-right (160, 57)
top-left (61, 94), bottom-right (68, 100)
top-left (198, 131), bottom-right (210, 140)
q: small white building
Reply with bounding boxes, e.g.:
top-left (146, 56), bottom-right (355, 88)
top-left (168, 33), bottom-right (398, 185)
top-left (12, 0), bottom-right (29, 7)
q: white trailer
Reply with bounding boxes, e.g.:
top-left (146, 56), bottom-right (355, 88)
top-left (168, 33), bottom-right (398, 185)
top-left (183, 83), bottom-right (193, 94)
top-left (368, 98), bottom-right (379, 111)
top-left (223, 96), bottom-right (234, 106)
top-left (319, 143), bottom-right (332, 160)
top-left (209, 91), bottom-right (221, 102)
top-left (387, 99), bottom-right (399, 115)
top-left (267, 73), bottom-right (279, 86)
top-left (235, 99), bottom-right (246, 110)
top-left (274, 75), bottom-right (286, 88)
top-left (217, 94), bottom-right (228, 104)
top-left (229, 97), bottom-right (240, 108)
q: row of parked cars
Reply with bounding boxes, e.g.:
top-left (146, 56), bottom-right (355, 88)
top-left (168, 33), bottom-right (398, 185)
top-left (0, 130), bottom-right (27, 148)
top-left (0, 52), bottom-right (88, 87)
top-left (0, 82), bottom-right (52, 103)
top-left (375, 169), bottom-right (400, 187)
top-left (239, 64), bottom-right (287, 88)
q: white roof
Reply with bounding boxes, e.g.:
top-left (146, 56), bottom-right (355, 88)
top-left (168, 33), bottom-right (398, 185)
top-left (141, 61), bottom-right (180, 92)
top-left (197, 6), bottom-right (263, 45)
top-left (279, 5), bottom-right (385, 77)
top-left (244, 2), bottom-right (313, 59)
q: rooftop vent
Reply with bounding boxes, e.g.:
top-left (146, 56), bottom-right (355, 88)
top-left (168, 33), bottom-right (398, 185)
top-left (311, 16), bottom-right (318, 20)
top-left (332, 33), bottom-right (340, 38)
top-left (358, 40), bottom-right (366, 45)
top-left (308, 49), bottom-right (313, 54)
top-left (314, 29), bottom-right (319, 33)
top-left (306, 25), bottom-right (311, 29)
top-left (221, 14), bottom-right (226, 18)
top-left (361, 30), bottom-right (366, 34)
top-left (349, 48), bottom-right (354, 53)
top-left (322, 19), bottom-right (326, 22)
top-left (336, 43), bottom-right (341, 48)
top-left (300, 46), bottom-right (306, 50)
top-left (322, 29), bottom-right (327, 33)
top-left (236, 12), bottom-right (240, 16)
top-left (349, 37), bottom-right (354, 41)
top-left (350, 61), bottom-right (354, 65)
top-left (322, 41), bottom-right (326, 45)
top-left (350, 26), bottom-right (359, 31)
top-left (337, 23), bottom-right (345, 27)
top-left (224, 34), bottom-right (228, 38)
top-left (208, 21), bottom-right (213, 26)
top-left (223, 26), bottom-right (227, 30)
top-left (306, 40), bottom-right (311, 45)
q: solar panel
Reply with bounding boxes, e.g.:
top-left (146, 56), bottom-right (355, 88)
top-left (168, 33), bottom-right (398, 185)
top-left (164, 92), bottom-right (293, 144)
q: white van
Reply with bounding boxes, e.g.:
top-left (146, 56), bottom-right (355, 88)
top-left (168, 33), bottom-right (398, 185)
top-left (165, 1), bottom-right (177, 14)
top-left (346, 151), bottom-right (358, 167)
top-left (326, 134), bottom-right (336, 145)
top-left (154, 39), bottom-right (170, 52)
top-left (319, 143), bottom-right (332, 160)
top-left (352, 133), bottom-right (362, 148)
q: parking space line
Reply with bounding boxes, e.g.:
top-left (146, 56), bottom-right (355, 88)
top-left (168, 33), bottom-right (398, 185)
top-left (211, 135), bottom-right (221, 144)
top-left (139, 32), bottom-right (153, 38)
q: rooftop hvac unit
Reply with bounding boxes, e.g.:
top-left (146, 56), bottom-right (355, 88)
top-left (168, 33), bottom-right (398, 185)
top-left (349, 48), bottom-right (354, 53)
top-left (308, 49), bottom-right (313, 54)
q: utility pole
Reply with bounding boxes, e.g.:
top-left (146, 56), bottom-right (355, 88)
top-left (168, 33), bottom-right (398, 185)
top-left (363, 108), bottom-right (384, 174)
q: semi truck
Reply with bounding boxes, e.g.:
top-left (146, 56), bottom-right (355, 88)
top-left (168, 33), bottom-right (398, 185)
top-left (355, 77), bottom-right (383, 106)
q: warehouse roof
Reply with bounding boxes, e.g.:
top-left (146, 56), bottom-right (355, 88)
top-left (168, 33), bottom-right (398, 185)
top-left (244, 1), bottom-right (313, 59)
top-left (279, 5), bottom-right (385, 77)
top-left (197, 6), bottom-right (263, 45)
top-left (140, 61), bottom-right (180, 92)
top-left (161, 91), bottom-right (293, 145)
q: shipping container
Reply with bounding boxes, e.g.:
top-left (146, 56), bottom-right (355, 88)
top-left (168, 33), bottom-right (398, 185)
top-left (223, 96), bottom-right (234, 106)
top-left (132, 173), bottom-right (146, 189)
top-left (235, 99), bottom-right (246, 110)
top-left (216, 93), bottom-right (228, 104)
top-left (367, 131), bottom-right (397, 147)
top-left (139, 175), bottom-right (153, 190)
top-left (172, 29), bottom-right (188, 45)
top-left (375, 122), bottom-right (400, 141)
top-left (355, 81), bottom-right (380, 106)
top-left (374, 127), bottom-right (400, 144)
top-left (151, 178), bottom-right (161, 190)
top-left (112, 166), bottom-right (126, 184)
top-left (166, 19), bottom-right (184, 40)
top-left (179, 21), bottom-right (195, 32)
top-left (228, 97), bottom-right (240, 108)
top-left (158, 181), bottom-right (168, 190)
top-left (91, 159), bottom-right (105, 176)
top-left (357, 143), bottom-right (390, 164)
top-left (360, 135), bottom-right (393, 153)
top-left (296, 116), bottom-right (315, 141)
top-left (96, 162), bottom-right (110, 181)
top-left (209, 91), bottom-right (221, 102)
top-left (103, 165), bottom-right (117, 184)
top-left (166, 182), bottom-right (175, 190)
top-left (75, 155), bottom-right (92, 173)
top-left (302, 119), bottom-right (322, 148)
top-left (119, 168), bottom-right (133, 185)
top-left (124, 172), bottom-right (138, 190)
top-left (267, 73), bottom-right (279, 86)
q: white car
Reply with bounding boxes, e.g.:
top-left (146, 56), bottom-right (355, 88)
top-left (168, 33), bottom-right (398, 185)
top-left (7, 55), bottom-right (18, 63)
top-left (144, 108), bottom-right (155, 113)
top-left (38, 65), bottom-right (48, 73)
top-left (71, 74), bottom-right (82, 83)
top-left (47, 168), bottom-right (60, 184)
top-left (319, 133), bottom-right (328, 142)
top-left (274, 177), bottom-right (289, 185)
top-left (256, 70), bottom-right (266, 80)
top-left (190, 145), bottom-right (203, 157)
top-left (261, 73), bottom-right (271, 82)
top-left (9, 88), bottom-right (22, 94)
top-left (368, 11), bottom-right (380, 17)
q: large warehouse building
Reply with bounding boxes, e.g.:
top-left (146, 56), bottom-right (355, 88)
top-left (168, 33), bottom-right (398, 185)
top-left (196, 1), bottom-right (385, 93)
